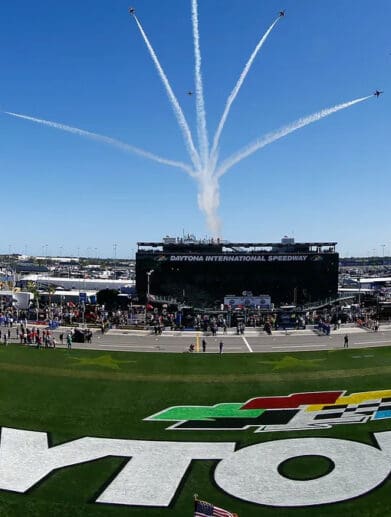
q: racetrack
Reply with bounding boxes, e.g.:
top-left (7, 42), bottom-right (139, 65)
top-left (48, 324), bottom-right (391, 354)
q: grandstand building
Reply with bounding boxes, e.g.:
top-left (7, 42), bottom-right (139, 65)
top-left (136, 236), bottom-right (339, 307)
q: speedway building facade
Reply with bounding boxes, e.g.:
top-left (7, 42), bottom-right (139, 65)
top-left (135, 237), bottom-right (339, 308)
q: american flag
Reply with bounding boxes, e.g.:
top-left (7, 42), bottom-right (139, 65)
top-left (194, 499), bottom-right (238, 517)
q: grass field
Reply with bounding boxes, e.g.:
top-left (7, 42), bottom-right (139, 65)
top-left (1, 344), bottom-right (391, 516)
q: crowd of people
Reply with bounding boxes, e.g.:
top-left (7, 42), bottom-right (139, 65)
top-left (0, 297), bottom-right (387, 342)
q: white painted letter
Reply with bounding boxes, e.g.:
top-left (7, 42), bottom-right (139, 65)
top-left (0, 427), bottom-right (234, 507)
top-left (215, 436), bottom-right (391, 507)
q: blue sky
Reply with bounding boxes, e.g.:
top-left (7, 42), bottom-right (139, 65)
top-left (1, 0), bottom-right (390, 258)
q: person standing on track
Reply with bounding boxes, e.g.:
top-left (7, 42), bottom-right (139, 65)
top-left (67, 332), bottom-right (72, 351)
top-left (343, 334), bottom-right (349, 348)
top-left (219, 340), bottom-right (224, 354)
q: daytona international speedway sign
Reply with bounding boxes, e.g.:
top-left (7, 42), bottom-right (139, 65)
top-left (2, 390), bottom-right (391, 509)
top-left (168, 254), bottom-right (312, 262)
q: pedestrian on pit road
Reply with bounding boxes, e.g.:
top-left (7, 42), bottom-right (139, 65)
top-left (219, 340), bottom-right (224, 354)
top-left (344, 334), bottom-right (349, 348)
top-left (66, 333), bottom-right (72, 351)
top-left (202, 339), bottom-right (206, 353)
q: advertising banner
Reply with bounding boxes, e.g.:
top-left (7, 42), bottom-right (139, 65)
top-left (224, 295), bottom-right (271, 309)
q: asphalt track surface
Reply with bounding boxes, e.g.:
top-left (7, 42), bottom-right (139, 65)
top-left (48, 325), bottom-right (391, 353)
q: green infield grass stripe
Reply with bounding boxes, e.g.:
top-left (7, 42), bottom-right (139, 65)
top-left (3, 361), bottom-right (391, 383)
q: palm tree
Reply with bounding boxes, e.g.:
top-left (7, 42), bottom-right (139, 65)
top-left (26, 281), bottom-right (40, 320)
top-left (47, 284), bottom-right (57, 320)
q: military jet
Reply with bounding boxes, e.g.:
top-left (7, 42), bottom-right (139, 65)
top-left (279, 10), bottom-right (286, 17)
top-left (374, 90), bottom-right (384, 98)
top-left (187, 91), bottom-right (193, 96)
top-left (128, 7), bottom-right (135, 15)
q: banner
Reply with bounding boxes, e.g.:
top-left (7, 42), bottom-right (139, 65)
top-left (224, 295), bottom-right (271, 309)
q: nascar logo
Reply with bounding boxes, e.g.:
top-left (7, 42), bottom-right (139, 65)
top-left (145, 389), bottom-right (391, 432)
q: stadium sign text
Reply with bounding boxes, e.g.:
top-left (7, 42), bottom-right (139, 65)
top-left (169, 254), bottom-right (309, 262)
top-left (2, 426), bottom-right (391, 508)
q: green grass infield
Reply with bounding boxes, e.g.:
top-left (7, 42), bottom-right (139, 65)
top-left (0, 344), bottom-right (391, 516)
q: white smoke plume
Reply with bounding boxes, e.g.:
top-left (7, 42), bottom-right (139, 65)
top-left (5, 111), bottom-right (194, 175)
top-left (216, 96), bottom-right (371, 178)
top-left (133, 15), bottom-right (201, 171)
top-left (191, 0), bottom-right (209, 169)
top-left (210, 16), bottom-right (280, 163)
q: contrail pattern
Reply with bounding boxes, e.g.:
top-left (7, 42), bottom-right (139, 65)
top-left (5, 111), bottom-right (194, 175)
top-left (133, 15), bottom-right (201, 171)
top-left (5, 6), bottom-right (375, 238)
top-left (192, 0), bottom-right (209, 169)
top-left (216, 96), bottom-right (371, 178)
top-left (210, 17), bottom-right (280, 161)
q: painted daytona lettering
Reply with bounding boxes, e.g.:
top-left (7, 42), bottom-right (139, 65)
top-left (1, 427), bottom-right (391, 507)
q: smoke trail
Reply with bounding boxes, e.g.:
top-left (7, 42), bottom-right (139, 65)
top-left (191, 0), bottom-right (209, 168)
top-left (132, 15), bottom-right (201, 171)
top-left (5, 111), bottom-right (195, 176)
top-left (216, 96), bottom-right (371, 178)
top-left (197, 175), bottom-right (221, 237)
top-left (210, 17), bottom-right (280, 162)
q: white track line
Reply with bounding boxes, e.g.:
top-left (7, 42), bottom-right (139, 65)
top-left (272, 344), bottom-right (328, 349)
top-left (354, 340), bottom-right (391, 345)
top-left (242, 336), bottom-right (253, 352)
top-left (97, 344), bottom-right (156, 349)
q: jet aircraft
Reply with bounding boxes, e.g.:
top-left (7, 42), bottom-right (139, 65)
top-left (374, 90), bottom-right (384, 98)
top-left (187, 91), bottom-right (193, 96)
top-left (128, 7), bottom-right (135, 15)
top-left (279, 10), bottom-right (286, 17)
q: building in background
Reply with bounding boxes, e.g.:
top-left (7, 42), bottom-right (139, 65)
top-left (136, 236), bottom-right (338, 308)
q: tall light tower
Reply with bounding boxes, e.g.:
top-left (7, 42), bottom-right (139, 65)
top-left (381, 244), bottom-right (386, 266)
top-left (146, 269), bottom-right (154, 299)
top-left (145, 269), bottom-right (154, 327)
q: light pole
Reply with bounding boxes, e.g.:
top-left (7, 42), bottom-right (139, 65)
top-left (146, 269), bottom-right (154, 299)
top-left (381, 244), bottom-right (386, 266)
top-left (145, 269), bottom-right (154, 326)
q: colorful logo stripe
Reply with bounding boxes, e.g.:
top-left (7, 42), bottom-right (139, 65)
top-left (146, 390), bottom-right (391, 433)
